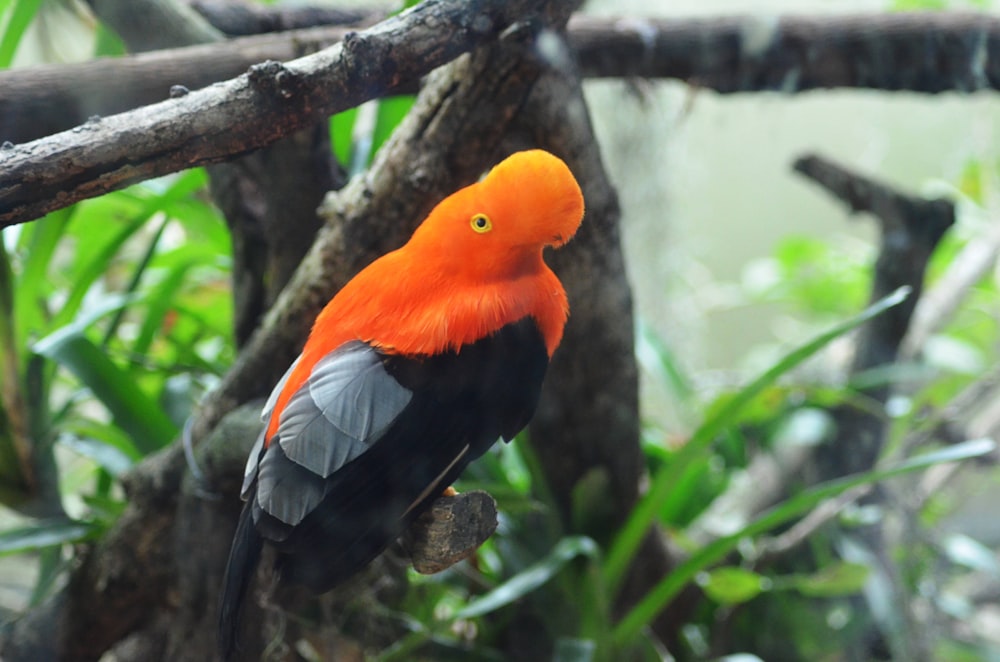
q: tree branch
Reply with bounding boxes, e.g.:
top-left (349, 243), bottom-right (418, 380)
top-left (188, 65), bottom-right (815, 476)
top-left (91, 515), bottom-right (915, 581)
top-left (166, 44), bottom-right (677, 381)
top-left (5, 11), bottom-right (1000, 146)
top-left (188, 0), bottom-right (382, 35)
top-left (0, 0), bottom-right (541, 227)
top-left (571, 11), bottom-right (1000, 93)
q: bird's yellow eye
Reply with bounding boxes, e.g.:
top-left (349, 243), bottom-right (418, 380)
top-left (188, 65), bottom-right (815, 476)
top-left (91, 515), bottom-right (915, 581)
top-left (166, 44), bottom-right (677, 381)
top-left (470, 213), bottom-right (492, 233)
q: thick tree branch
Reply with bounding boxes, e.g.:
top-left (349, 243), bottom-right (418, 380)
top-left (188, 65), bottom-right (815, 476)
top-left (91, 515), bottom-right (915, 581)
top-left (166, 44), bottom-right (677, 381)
top-left (5, 12), bottom-right (1000, 146)
top-left (0, 25), bottom-right (358, 145)
top-left (0, 0), bottom-right (541, 227)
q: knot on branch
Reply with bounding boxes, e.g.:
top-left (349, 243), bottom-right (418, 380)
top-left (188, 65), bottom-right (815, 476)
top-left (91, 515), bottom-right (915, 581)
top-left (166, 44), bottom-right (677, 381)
top-left (465, 11), bottom-right (496, 36)
top-left (403, 490), bottom-right (498, 574)
top-left (247, 60), bottom-right (301, 100)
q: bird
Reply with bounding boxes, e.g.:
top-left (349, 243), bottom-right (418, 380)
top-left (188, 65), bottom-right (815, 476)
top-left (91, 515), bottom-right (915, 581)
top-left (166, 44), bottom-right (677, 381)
top-left (217, 149), bottom-right (584, 658)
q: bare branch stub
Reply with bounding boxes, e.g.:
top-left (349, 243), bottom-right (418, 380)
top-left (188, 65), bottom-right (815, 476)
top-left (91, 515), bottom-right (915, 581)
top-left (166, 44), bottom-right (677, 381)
top-left (571, 11), bottom-right (1000, 93)
top-left (794, 153), bottom-right (954, 476)
top-left (403, 491), bottom-right (498, 574)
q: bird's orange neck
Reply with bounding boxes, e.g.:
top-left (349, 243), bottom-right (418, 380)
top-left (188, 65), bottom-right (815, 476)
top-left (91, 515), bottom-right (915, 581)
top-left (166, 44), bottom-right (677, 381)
top-left (311, 247), bottom-right (568, 359)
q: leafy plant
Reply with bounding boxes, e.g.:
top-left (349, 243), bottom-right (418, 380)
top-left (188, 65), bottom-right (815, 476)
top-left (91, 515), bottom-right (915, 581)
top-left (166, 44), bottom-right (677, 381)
top-left (0, 171), bottom-right (233, 606)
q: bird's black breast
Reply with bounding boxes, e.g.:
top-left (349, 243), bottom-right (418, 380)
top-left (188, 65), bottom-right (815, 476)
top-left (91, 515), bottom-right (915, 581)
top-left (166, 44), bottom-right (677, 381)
top-left (257, 316), bottom-right (550, 592)
top-left (382, 315), bottom-right (549, 442)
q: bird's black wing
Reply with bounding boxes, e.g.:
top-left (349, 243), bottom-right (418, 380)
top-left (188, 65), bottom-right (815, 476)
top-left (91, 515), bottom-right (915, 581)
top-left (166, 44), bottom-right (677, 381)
top-left (248, 316), bottom-right (549, 591)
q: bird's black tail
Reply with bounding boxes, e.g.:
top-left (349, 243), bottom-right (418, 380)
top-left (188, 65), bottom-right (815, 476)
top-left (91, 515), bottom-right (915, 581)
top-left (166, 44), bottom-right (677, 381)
top-left (218, 500), bottom-right (263, 661)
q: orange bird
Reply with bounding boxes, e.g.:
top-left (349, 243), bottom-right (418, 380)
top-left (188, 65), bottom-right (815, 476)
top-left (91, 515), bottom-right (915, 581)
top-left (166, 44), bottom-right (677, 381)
top-left (218, 150), bottom-right (584, 657)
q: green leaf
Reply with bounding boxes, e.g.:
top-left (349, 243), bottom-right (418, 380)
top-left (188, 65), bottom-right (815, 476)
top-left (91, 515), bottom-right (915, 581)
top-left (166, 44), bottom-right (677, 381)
top-left (34, 329), bottom-right (176, 453)
top-left (132, 259), bottom-right (195, 357)
top-left (58, 433), bottom-right (136, 477)
top-left (891, 0), bottom-right (947, 8)
top-left (636, 319), bottom-right (694, 403)
top-left (698, 567), bottom-right (768, 605)
top-left (611, 437), bottom-right (995, 645)
top-left (788, 561), bottom-right (870, 598)
top-left (941, 533), bottom-right (1000, 575)
top-left (372, 95), bottom-right (415, 159)
top-left (330, 106), bottom-right (359, 168)
top-left (553, 638), bottom-right (596, 662)
top-left (51, 215), bottom-right (147, 331)
top-left (0, 519), bottom-right (96, 555)
top-left (457, 536), bottom-right (599, 619)
top-left (604, 287), bottom-right (911, 596)
top-left (14, 209), bottom-right (74, 346)
top-left (0, 0), bottom-right (43, 67)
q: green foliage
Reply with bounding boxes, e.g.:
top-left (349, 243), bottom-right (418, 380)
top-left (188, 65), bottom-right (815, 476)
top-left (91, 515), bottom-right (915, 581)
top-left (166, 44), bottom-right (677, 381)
top-left (0, 171), bottom-right (232, 605)
top-left (0, 0), bottom-right (43, 67)
top-left (330, 96), bottom-right (416, 175)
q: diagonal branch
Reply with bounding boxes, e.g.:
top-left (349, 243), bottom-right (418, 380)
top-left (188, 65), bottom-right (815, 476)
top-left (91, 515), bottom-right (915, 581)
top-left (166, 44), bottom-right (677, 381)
top-left (0, 0), bottom-right (539, 227)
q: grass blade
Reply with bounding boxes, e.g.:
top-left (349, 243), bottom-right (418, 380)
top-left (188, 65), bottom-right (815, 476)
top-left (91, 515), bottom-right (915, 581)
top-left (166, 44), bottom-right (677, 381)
top-left (603, 287), bottom-right (911, 596)
top-left (34, 329), bottom-right (176, 453)
top-left (0, 518), bottom-right (96, 555)
top-left (0, 0), bottom-right (43, 67)
top-left (611, 437), bottom-right (995, 644)
top-left (457, 536), bottom-right (599, 619)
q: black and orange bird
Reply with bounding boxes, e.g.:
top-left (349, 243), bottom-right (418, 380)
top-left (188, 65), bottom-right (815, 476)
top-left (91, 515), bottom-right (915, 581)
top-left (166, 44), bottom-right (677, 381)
top-left (218, 150), bottom-right (584, 658)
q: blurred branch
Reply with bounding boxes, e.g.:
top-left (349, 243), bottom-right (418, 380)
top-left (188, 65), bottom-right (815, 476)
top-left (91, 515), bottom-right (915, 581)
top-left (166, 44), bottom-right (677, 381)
top-left (758, 485), bottom-right (871, 560)
top-left (902, 221), bottom-right (1000, 360)
top-left (794, 153), bottom-right (954, 401)
top-left (571, 12), bottom-right (1000, 93)
top-left (6, 12), bottom-right (1000, 145)
top-left (188, 0), bottom-right (382, 35)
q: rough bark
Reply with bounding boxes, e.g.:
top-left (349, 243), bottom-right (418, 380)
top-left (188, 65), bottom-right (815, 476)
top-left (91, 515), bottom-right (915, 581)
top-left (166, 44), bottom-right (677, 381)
top-left (0, 0), bottom-right (544, 227)
top-left (0, 25), bottom-right (358, 144)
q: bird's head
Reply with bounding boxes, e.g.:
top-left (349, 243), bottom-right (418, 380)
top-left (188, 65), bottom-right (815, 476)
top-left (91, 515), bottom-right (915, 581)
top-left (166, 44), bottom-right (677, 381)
top-left (410, 150), bottom-right (585, 274)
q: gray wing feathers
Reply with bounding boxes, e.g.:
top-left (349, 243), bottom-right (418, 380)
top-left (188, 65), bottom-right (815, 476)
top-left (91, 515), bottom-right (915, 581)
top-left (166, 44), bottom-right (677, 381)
top-left (262, 356), bottom-right (301, 421)
top-left (255, 342), bottom-right (412, 526)
top-left (240, 356), bottom-right (300, 499)
top-left (240, 428), bottom-right (266, 499)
